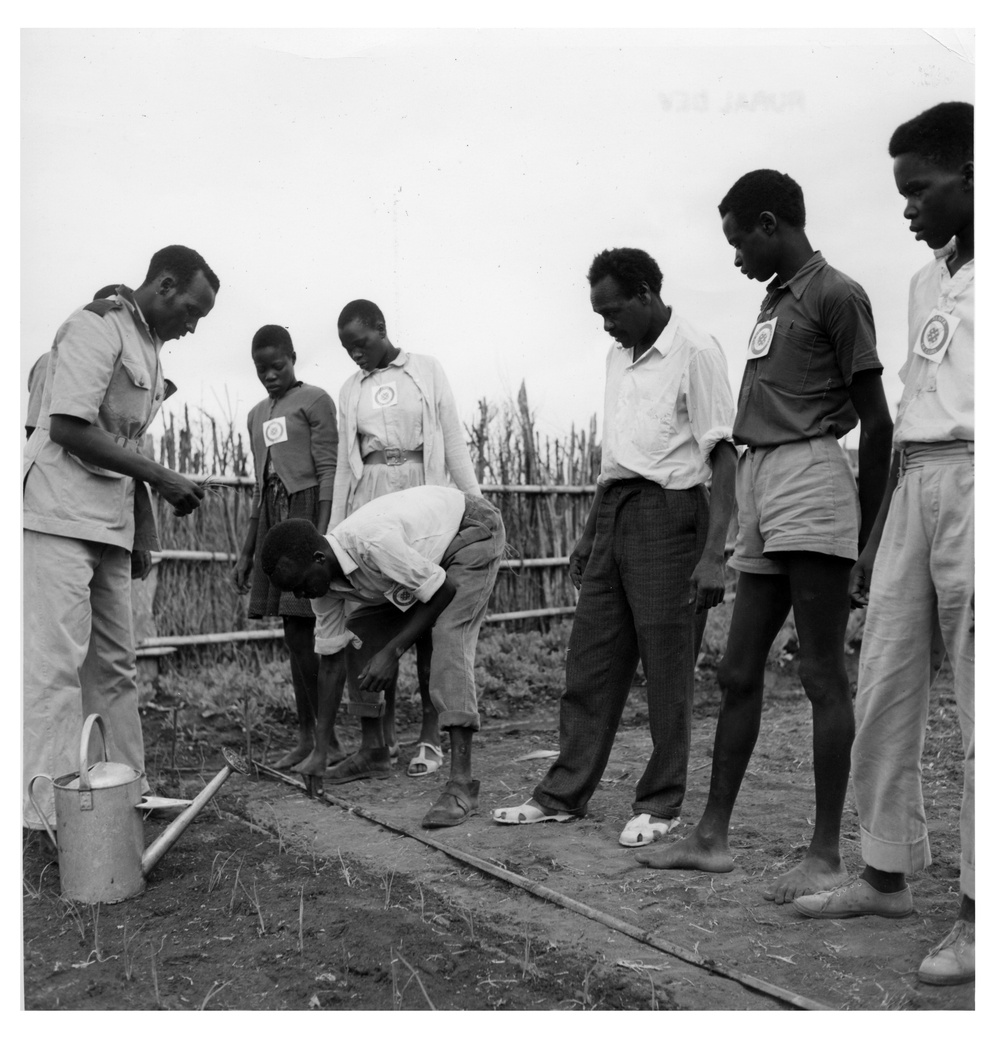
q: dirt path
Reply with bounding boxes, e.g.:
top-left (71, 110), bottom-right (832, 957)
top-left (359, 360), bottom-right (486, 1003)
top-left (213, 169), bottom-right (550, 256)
top-left (22, 670), bottom-right (973, 1011)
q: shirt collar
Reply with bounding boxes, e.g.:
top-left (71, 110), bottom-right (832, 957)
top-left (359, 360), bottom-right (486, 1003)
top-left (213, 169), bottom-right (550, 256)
top-left (119, 286), bottom-right (160, 345)
top-left (617, 309), bottom-right (678, 362)
top-left (360, 349), bottom-right (408, 380)
top-left (328, 532), bottom-right (359, 577)
top-left (934, 238), bottom-right (957, 260)
top-left (767, 250), bottom-right (825, 300)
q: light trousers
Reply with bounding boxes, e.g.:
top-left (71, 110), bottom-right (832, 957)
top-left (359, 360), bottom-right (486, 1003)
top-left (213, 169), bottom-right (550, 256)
top-left (344, 494), bottom-right (505, 730)
top-left (852, 443), bottom-right (974, 897)
top-left (23, 530), bottom-right (147, 829)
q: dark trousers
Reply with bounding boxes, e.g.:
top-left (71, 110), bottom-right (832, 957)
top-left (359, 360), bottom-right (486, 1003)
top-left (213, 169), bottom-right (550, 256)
top-left (533, 480), bottom-right (708, 819)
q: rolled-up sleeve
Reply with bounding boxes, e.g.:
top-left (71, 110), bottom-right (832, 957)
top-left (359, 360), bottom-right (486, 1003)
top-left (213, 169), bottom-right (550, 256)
top-left (312, 594), bottom-right (353, 655)
top-left (688, 340), bottom-right (736, 463)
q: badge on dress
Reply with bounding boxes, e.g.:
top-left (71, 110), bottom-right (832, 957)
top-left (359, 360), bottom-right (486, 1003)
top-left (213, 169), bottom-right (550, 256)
top-left (914, 309), bottom-right (960, 364)
top-left (385, 584), bottom-right (417, 611)
top-left (372, 382), bottom-right (398, 408)
top-left (746, 318), bottom-right (777, 359)
top-left (262, 416), bottom-right (288, 445)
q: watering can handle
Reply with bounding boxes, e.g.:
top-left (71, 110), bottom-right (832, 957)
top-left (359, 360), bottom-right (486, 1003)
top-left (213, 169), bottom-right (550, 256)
top-left (78, 714), bottom-right (110, 795)
top-left (27, 774), bottom-right (59, 851)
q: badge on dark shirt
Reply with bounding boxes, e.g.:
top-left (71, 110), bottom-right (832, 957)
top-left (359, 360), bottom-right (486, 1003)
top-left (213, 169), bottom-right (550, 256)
top-left (747, 318), bottom-right (777, 358)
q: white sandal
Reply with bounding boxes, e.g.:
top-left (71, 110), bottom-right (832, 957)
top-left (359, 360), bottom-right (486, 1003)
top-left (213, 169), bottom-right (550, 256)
top-left (407, 742), bottom-right (443, 777)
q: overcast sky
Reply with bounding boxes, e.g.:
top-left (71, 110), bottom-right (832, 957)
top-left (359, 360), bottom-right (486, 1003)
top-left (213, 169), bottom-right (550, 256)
top-left (21, 27), bottom-right (975, 453)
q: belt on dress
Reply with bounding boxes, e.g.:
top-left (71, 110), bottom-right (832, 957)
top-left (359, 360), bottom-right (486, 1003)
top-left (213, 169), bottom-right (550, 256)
top-left (363, 448), bottom-right (424, 466)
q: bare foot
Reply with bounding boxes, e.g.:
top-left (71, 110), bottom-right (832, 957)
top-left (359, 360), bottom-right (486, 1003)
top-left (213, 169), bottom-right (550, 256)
top-left (273, 743), bottom-right (313, 770)
top-left (326, 744), bottom-right (347, 767)
top-left (290, 749), bottom-right (327, 777)
top-left (634, 831), bottom-right (735, 872)
top-left (765, 856), bottom-right (847, 904)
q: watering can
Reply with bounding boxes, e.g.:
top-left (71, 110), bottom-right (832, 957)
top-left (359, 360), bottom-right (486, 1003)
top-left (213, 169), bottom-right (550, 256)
top-left (28, 713), bottom-right (248, 904)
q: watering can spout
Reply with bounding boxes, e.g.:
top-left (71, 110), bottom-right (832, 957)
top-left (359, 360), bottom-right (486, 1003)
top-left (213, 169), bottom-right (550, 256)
top-left (141, 748), bottom-right (249, 877)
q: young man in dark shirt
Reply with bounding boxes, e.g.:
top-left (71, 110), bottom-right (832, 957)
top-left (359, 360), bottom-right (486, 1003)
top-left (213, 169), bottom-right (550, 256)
top-left (638, 172), bottom-right (893, 905)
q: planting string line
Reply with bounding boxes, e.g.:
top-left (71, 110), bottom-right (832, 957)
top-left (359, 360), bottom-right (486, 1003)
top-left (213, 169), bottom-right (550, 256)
top-left (250, 760), bottom-right (832, 1012)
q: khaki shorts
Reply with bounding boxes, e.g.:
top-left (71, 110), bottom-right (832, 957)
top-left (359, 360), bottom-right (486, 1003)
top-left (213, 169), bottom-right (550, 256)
top-left (730, 436), bottom-right (859, 576)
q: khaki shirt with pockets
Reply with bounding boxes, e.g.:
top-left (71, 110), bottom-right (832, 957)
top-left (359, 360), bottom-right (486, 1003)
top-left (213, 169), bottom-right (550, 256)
top-left (23, 290), bottom-right (166, 551)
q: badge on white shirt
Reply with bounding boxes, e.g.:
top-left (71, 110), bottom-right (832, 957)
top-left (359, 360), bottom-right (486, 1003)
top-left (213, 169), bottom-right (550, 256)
top-left (385, 584), bottom-right (417, 611)
top-left (747, 318), bottom-right (777, 359)
top-left (914, 309), bottom-right (960, 364)
top-left (372, 382), bottom-right (398, 408)
top-left (262, 416), bottom-right (288, 445)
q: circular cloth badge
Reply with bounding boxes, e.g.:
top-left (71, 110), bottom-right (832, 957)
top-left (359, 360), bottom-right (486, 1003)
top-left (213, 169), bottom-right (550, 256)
top-left (919, 314), bottom-right (949, 356)
top-left (387, 584), bottom-right (416, 610)
top-left (262, 416), bottom-right (288, 445)
top-left (373, 383), bottom-right (398, 408)
top-left (750, 323), bottom-right (774, 356)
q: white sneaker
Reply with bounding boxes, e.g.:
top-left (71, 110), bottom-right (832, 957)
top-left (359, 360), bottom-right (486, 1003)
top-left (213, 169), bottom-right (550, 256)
top-left (619, 813), bottom-right (679, 847)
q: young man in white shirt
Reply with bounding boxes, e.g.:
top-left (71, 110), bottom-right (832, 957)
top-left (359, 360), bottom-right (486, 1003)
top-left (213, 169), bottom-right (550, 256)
top-left (795, 101), bottom-right (975, 987)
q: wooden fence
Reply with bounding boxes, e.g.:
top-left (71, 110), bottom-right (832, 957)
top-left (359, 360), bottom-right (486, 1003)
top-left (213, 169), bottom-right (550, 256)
top-left (141, 479), bottom-right (594, 655)
top-left (144, 389), bottom-right (602, 655)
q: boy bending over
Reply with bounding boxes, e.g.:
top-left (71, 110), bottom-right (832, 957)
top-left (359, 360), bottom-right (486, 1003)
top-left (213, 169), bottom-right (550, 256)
top-left (261, 484), bottom-right (504, 829)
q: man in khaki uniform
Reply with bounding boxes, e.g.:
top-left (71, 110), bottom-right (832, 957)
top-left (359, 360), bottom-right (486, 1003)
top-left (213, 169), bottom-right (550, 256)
top-left (23, 245), bottom-right (219, 830)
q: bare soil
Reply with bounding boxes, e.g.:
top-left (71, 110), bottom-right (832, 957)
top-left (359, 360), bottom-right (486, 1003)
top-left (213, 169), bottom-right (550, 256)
top-left (22, 661), bottom-right (973, 1012)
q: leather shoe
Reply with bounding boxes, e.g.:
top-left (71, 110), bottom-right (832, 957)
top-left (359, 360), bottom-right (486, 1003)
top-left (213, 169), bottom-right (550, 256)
top-left (421, 778), bottom-right (480, 828)
top-left (918, 919), bottom-right (975, 985)
top-left (794, 877), bottom-right (913, 918)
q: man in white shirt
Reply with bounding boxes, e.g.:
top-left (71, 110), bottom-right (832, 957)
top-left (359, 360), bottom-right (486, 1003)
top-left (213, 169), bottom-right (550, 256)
top-left (261, 485), bottom-right (505, 829)
top-left (493, 247), bottom-right (737, 846)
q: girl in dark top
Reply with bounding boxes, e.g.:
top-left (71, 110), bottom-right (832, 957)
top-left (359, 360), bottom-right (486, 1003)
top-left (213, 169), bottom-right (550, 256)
top-left (232, 325), bottom-right (342, 768)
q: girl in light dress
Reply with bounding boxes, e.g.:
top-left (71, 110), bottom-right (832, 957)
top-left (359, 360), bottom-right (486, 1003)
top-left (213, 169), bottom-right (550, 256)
top-left (332, 299), bottom-right (482, 776)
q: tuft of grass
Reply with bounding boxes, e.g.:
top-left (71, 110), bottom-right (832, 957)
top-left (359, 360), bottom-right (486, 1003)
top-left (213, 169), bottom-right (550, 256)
top-left (381, 868), bottom-right (396, 910)
top-left (337, 850), bottom-right (354, 888)
top-left (122, 922), bottom-right (144, 982)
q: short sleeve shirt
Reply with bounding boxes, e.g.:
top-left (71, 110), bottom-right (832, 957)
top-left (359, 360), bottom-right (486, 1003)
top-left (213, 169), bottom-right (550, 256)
top-left (311, 485), bottom-right (466, 654)
top-left (733, 252), bottom-right (882, 447)
top-left (22, 290), bottom-right (166, 549)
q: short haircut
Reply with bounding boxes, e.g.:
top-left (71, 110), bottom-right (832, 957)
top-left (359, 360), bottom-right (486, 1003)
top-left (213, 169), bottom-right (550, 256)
top-left (586, 248), bottom-right (663, 297)
top-left (888, 101), bottom-right (973, 169)
top-left (93, 284), bottom-right (123, 300)
top-left (261, 519), bottom-right (324, 578)
top-left (338, 299), bottom-right (385, 330)
top-left (251, 324), bottom-right (295, 358)
top-left (719, 170), bottom-right (806, 231)
top-left (143, 245), bottom-right (220, 294)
